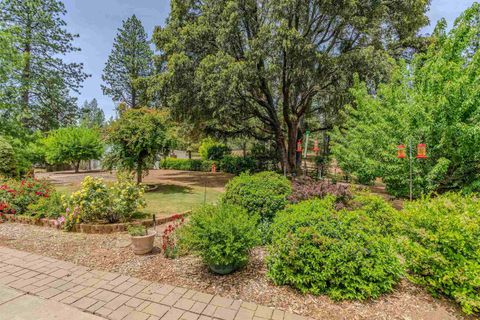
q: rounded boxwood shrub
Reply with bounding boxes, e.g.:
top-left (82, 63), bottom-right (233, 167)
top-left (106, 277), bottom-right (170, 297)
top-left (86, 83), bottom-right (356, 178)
top-left (400, 193), bottom-right (480, 314)
top-left (267, 197), bottom-right (402, 300)
top-left (222, 171), bottom-right (291, 220)
top-left (180, 203), bottom-right (260, 274)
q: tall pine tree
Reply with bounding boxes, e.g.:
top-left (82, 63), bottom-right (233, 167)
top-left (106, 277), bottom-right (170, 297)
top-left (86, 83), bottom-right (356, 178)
top-left (80, 98), bottom-right (105, 128)
top-left (102, 15), bottom-right (153, 109)
top-left (0, 0), bottom-right (88, 131)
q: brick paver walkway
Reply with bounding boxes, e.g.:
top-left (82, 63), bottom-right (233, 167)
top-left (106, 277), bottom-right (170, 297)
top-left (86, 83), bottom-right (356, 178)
top-left (0, 247), bottom-right (309, 320)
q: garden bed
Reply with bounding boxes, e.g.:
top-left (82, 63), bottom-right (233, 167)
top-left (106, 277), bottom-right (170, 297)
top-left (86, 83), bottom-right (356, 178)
top-left (0, 211), bottom-right (189, 234)
top-left (0, 223), bottom-right (469, 320)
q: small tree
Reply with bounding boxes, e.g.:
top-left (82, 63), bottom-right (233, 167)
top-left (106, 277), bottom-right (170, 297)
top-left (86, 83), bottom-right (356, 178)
top-left (43, 127), bottom-right (103, 173)
top-left (104, 108), bottom-right (169, 183)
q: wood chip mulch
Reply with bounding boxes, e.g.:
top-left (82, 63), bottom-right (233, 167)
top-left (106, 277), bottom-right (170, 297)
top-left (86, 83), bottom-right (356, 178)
top-left (0, 222), bottom-right (471, 320)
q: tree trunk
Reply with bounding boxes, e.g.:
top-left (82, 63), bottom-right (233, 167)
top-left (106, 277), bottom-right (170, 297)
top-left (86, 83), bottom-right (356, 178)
top-left (74, 161), bottom-right (80, 173)
top-left (136, 164), bottom-right (142, 184)
top-left (21, 22), bottom-right (32, 112)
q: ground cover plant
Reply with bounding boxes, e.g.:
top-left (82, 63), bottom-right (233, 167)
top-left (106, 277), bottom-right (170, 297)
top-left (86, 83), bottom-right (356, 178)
top-left (267, 197), bottom-right (403, 300)
top-left (400, 193), bottom-right (480, 314)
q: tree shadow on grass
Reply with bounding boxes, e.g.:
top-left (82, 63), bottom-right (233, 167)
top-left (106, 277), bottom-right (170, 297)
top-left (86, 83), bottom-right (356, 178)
top-left (145, 183), bottom-right (194, 195)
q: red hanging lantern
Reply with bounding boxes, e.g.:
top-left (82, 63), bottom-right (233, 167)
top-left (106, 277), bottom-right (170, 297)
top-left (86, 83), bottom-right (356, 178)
top-left (397, 144), bottom-right (406, 159)
top-left (313, 139), bottom-right (320, 154)
top-left (416, 143), bottom-right (427, 159)
top-left (296, 140), bottom-right (302, 152)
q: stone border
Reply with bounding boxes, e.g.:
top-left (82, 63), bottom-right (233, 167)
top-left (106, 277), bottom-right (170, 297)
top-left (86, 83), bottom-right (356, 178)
top-left (0, 211), bottom-right (189, 234)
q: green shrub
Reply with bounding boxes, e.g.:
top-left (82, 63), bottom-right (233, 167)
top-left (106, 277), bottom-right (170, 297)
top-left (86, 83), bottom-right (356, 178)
top-left (180, 203), bottom-right (260, 274)
top-left (0, 137), bottom-right (16, 177)
top-left (351, 192), bottom-right (400, 236)
top-left (198, 137), bottom-right (230, 160)
top-left (26, 192), bottom-right (64, 219)
top-left (267, 198), bottom-right (403, 300)
top-left (219, 156), bottom-right (256, 174)
top-left (160, 158), bottom-right (215, 172)
top-left (400, 193), bottom-right (480, 314)
top-left (223, 171), bottom-right (291, 220)
top-left (127, 224), bottom-right (147, 237)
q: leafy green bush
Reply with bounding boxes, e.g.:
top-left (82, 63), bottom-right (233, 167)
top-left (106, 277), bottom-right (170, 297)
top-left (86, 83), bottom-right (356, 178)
top-left (26, 192), bottom-right (64, 219)
top-left (180, 203), bottom-right (260, 274)
top-left (0, 137), bottom-right (16, 177)
top-left (400, 193), bottom-right (480, 314)
top-left (127, 224), bottom-right (147, 236)
top-left (267, 198), bottom-right (403, 300)
top-left (351, 192), bottom-right (400, 236)
top-left (219, 155), bottom-right (256, 174)
top-left (160, 158), bottom-right (215, 172)
top-left (223, 171), bottom-right (291, 220)
top-left (198, 137), bottom-right (230, 160)
top-left (64, 176), bottom-right (146, 224)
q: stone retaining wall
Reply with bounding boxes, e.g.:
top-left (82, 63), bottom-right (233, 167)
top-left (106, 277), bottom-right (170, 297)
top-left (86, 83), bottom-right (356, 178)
top-left (0, 211), bottom-right (189, 234)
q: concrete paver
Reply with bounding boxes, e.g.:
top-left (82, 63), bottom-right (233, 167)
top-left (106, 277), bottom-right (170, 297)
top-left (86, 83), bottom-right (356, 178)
top-left (0, 285), bottom-right (102, 319)
top-left (0, 246), bottom-right (308, 320)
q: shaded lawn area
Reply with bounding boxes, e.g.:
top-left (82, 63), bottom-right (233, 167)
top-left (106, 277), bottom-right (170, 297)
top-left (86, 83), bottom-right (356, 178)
top-left (55, 183), bottom-right (223, 217)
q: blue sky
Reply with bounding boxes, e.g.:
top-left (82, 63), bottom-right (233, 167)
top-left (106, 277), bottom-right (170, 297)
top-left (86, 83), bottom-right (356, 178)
top-left (62, 0), bottom-right (477, 119)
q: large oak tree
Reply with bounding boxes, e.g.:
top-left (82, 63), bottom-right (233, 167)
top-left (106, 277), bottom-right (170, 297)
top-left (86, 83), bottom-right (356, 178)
top-left (151, 0), bottom-right (430, 173)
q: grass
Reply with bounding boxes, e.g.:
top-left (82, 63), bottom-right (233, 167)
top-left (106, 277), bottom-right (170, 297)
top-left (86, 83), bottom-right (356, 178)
top-left (55, 183), bottom-right (223, 217)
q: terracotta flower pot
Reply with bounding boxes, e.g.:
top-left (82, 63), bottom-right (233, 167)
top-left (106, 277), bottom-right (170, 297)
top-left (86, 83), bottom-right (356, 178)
top-left (131, 231), bottom-right (156, 255)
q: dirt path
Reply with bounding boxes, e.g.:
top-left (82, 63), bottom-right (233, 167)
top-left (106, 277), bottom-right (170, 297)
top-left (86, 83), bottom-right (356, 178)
top-left (36, 170), bottom-right (233, 192)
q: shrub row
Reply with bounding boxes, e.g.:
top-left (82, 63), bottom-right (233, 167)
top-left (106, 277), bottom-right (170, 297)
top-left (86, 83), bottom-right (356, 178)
top-left (160, 156), bottom-right (256, 175)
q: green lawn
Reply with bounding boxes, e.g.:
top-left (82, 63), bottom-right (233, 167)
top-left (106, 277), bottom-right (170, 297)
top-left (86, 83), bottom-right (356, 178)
top-left (55, 183), bottom-right (223, 217)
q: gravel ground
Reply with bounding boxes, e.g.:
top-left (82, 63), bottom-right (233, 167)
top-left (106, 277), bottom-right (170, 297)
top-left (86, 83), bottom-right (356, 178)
top-left (0, 222), bottom-right (471, 320)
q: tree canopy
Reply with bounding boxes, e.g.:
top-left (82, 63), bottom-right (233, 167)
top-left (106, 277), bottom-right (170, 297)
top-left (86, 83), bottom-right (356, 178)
top-left (332, 3), bottom-right (480, 197)
top-left (102, 14), bottom-right (153, 109)
top-left (150, 0), bottom-right (430, 173)
top-left (43, 126), bottom-right (104, 173)
top-left (0, 0), bottom-right (88, 132)
top-left (103, 108), bottom-right (170, 183)
top-left (80, 98), bottom-right (105, 128)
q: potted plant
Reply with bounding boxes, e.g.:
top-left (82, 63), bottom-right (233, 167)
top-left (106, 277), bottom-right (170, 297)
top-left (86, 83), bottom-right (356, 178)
top-left (180, 203), bottom-right (260, 275)
top-left (128, 224), bottom-right (156, 255)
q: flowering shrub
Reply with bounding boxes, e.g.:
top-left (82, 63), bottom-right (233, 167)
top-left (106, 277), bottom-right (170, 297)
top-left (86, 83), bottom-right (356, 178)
top-left (27, 192), bottom-right (64, 219)
top-left (58, 207), bottom-right (80, 231)
top-left (288, 177), bottom-right (352, 207)
top-left (110, 178), bottom-right (146, 222)
top-left (66, 176), bottom-right (111, 222)
top-left (0, 178), bottom-right (51, 215)
top-left (61, 176), bottom-right (146, 228)
top-left (162, 214), bottom-right (185, 258)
